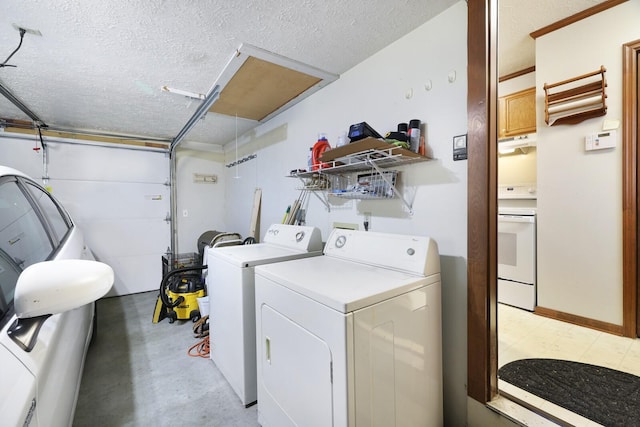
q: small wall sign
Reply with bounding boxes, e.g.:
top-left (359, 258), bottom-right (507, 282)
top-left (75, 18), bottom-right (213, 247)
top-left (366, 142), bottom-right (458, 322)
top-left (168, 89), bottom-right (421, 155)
top-left (453, 134), bottom-right (467, 161)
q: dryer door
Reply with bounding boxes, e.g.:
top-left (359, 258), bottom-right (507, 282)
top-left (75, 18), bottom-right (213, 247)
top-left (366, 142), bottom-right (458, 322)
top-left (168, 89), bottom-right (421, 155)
top-left (259, 304), bottom-right (333, 427)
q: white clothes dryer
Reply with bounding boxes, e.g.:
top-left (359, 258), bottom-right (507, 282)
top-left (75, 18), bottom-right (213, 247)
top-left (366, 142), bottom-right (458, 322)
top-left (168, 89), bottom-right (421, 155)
top-left (254, 229), bottom-right (442, 427)
top-left (205, 223), bottom-right (322, 406)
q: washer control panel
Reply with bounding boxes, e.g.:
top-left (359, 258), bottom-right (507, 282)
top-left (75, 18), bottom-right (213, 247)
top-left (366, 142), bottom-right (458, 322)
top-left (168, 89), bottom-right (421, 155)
top-left (324, 228), bottom-right (439, 276)
top-left (263, 224), bottom-right (322, 251)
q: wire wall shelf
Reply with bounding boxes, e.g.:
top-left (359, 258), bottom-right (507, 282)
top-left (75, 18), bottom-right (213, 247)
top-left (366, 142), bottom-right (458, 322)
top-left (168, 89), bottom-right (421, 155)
top-left (294, 146), bottom-right (427, 177)
top-left (288, 139), bottom-right (428, 214)
top-left (331, 170), bottom-right (397, 200)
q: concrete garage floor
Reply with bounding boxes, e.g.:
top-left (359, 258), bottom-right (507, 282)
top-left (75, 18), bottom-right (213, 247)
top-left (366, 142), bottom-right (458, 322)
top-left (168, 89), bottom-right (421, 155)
top-left (73, 291), bottom-right (258, 426)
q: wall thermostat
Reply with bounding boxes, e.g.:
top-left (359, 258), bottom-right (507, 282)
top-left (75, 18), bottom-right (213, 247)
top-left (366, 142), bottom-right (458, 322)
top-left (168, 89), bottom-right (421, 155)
top-left (585, 130), bottom-right (616, 151)
top-left (453, 134), bottom-right (467, 161)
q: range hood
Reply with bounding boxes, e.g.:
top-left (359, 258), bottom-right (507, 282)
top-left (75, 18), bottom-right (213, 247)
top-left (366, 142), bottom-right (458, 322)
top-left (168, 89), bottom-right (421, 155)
top-left (498, 133), bottom-right (537, 154)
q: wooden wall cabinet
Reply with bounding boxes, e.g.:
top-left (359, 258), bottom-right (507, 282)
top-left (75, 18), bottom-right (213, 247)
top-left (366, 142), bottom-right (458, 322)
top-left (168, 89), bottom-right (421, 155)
top-left (498, 87), bottom-right (536, 138)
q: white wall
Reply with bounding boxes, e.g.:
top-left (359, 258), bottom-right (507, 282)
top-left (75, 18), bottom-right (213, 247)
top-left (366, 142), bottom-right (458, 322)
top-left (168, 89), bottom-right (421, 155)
top-left (211, 2), bottom-right (469, 425)
top-left (175, 149), bottom-right (227, 254)
top-left (499, 72), bottom-right (535, 97)
top-left (535, 0), bottom-right (640, 324)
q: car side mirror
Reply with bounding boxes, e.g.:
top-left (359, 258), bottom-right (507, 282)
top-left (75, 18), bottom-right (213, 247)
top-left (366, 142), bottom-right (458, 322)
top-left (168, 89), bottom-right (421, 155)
top-left (8, 260), bottom-right (114, 352)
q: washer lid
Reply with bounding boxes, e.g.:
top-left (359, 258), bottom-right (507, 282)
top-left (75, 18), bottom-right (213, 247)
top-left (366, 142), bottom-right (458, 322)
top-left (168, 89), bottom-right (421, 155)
top-left (207, 243), bottom-right (321, 267)
top-left (256, 256), bottom-right (440, 313)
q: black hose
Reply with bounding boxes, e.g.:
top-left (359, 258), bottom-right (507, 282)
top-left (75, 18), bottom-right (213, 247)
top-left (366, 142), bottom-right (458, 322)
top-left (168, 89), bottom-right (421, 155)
top-left (159, 265), bottom-right (207, 308)
top-left (0, 28), bottom-right (25, 68)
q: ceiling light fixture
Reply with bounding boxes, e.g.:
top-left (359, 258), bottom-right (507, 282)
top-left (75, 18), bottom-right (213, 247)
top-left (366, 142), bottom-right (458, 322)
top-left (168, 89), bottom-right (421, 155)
top-left (11, 24), bottom-right (42, 36)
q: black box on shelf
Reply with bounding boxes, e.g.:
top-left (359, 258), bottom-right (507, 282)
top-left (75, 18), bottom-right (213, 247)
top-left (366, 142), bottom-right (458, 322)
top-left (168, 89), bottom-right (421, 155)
top-left (348, 122), bottom-right (383, 142)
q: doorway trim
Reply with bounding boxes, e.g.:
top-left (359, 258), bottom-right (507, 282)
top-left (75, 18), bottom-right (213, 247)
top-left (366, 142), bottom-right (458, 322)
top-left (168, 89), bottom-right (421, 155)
top-left (467, 0), bottom-right (498, 403)
top-left (623, 39), bottom-right (640, 337)
top-left (467, 0), bottom-right (640, 405)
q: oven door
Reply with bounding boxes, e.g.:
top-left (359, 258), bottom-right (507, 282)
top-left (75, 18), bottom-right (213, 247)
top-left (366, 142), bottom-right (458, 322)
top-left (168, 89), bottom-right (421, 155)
top-left (497, 214), bottom-right (536, 284)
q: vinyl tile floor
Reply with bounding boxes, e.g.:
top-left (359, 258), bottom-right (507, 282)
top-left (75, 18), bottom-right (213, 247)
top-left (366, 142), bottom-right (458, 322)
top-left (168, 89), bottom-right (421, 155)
top-left (498, 303), bottom-right (640, 426)
top-left (73, 291), bottom-right (258, 427)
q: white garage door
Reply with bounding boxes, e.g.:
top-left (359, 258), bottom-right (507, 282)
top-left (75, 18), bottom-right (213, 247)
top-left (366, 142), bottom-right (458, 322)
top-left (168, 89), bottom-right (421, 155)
top-left (44, 142), bottom-right (170, 296)
top-left (0, 137), bottom-right (171, 297)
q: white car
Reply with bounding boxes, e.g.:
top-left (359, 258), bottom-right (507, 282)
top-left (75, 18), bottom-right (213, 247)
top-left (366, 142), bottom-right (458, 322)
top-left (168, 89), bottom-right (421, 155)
top-left (0, 166), bottom-right (113, 427)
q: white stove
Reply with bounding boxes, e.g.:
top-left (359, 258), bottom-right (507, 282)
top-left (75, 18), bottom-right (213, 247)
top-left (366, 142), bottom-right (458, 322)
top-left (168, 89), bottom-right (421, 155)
top-left (498, 205), bottom-right (536, 311)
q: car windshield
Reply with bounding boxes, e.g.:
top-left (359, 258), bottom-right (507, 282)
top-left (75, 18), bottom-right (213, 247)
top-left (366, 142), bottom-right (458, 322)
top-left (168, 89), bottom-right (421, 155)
top-left (0, 178), bottom-right (55, 320)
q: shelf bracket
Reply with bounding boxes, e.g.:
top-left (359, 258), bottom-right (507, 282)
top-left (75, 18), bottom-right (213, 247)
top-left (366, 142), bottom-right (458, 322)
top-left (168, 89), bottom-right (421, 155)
top-left (295, 176), bottom-right (330, 211)
top-left (309, 188), bottom-right (330, 211)
top-left (367, 160), bottom-right (414, 215)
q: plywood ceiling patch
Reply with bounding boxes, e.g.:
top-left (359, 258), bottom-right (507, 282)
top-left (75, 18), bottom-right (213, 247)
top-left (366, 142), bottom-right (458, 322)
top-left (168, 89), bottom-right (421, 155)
top-left (209, 56), bottom-right (321, 121)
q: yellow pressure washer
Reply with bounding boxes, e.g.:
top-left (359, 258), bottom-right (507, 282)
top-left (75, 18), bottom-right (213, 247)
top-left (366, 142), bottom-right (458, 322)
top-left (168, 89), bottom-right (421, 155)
top-left (152, 264), bottom-right (207, 324)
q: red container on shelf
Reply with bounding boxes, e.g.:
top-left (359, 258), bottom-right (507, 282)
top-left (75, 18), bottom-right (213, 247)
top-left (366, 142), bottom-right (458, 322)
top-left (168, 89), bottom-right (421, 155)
top-left (311, 134), bottom-right (331, 170)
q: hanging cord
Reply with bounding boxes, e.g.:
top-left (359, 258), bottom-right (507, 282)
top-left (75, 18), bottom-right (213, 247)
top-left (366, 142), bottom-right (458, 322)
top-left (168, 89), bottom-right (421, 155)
top-left (234, 113), bottom-right (240, 179)
top-left (33, 128), bottom-right (40, 152)
top-left (0, 28), bottom-right (26, 68)
top-left (33, 125), bottom-right (46, 152)
top-left (38, 125), bottom-right (46, 149)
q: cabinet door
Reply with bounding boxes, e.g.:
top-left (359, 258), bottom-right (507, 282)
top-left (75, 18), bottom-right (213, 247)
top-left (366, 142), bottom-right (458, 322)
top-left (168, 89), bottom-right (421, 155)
top-left (502, 87), bottom-right (536, 137)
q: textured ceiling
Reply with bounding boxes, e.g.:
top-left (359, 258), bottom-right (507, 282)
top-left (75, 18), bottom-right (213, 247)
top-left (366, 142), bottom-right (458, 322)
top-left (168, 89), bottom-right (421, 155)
top-left (0, 0), bottom-right (608, 148)
top-left (498, 0), bottom-right (607, 76)
top-left (0, 0), bottom-right (457, 147)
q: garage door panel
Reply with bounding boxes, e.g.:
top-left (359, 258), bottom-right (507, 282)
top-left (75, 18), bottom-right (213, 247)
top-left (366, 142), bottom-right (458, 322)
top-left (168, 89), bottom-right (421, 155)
top-left (2, 140), bottom-right (171, 296)
top-left (102, 253), bottom-right (163, 296)
top-left (49, 181), bottom-right (169, 220)
top-left (45, 143), bottom-right (168, 183)
top-left (45, 144), bottom-right (170, 296)
top-left (80, 218), bottom-right (169, 257)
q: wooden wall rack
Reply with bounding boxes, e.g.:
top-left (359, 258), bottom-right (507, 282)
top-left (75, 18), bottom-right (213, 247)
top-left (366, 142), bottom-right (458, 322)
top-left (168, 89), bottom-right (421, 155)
top-left (544, 66), bottom-right (607, 126)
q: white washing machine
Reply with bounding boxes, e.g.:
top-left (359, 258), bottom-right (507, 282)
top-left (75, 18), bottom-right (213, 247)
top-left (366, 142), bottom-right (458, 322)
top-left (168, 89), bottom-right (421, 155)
top-left (254, 229), bottom-right (442, 427)
top-left (205, 223), bottom-right (322, 406)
